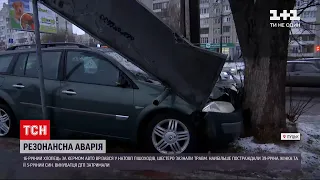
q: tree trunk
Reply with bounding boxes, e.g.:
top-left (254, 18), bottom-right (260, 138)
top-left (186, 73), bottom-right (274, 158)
top-left (229, 0), bottom-right (295, 142)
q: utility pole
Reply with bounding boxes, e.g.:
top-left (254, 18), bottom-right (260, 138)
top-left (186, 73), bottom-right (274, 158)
top-left (180, 0), bottom-right (186, 37)
top-left (188, 0), bottom-right (200, 44)
top-left (32, 0), bottom-right (48, 119)
top-left (219, 3), bottom-right (223, 53)
top-left (65, 20), bottom-right (68, 42)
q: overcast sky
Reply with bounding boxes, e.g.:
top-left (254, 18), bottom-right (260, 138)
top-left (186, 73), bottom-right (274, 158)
top-left (0, 0), bottom-right (85, 35)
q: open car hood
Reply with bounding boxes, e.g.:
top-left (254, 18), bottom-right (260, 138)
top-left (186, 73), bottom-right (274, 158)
top-left (41, 0), bottom-right (226, 109)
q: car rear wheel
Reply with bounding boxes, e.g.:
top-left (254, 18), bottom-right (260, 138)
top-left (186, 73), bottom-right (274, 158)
top-left (0, 104), bottom-right (16, 137)
top-left (144, 113), bottom-right (197, 155)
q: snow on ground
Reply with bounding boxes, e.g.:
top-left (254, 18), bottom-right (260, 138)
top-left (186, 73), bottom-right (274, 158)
top-left (232, 115), bottom-right (320, 177)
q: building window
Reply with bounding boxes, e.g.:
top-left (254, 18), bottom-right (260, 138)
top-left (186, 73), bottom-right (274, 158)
top-left (200, 8), bottom-right (208, 14)
top-left (153, 2), bottom-right (168, 10)
top-left (200, 0), bottom-right (209, 3)
top-left (223, 17), bottom-right (231, 22)
top-left (222, 47), bottom-right (229, 55)
top-left (200, 18), bottom-right (209, 25)
top-left (213, 38), bottom-right (220, 44)
top-left (200, 28), bottom-right (209, 34)
top-left (300, 22), bottom-right (315, 30)
top-left (214, 28), bottom-right (220, 34)
top-left (214, 8), bottom-right (221, 14)
top-left (301, 11), bottom-right (316, 18)
top-left (223, 5), bottom-right (230, 12)
top-left (214, 18), bottom-right (221, 24)
top-left (200, 37), bottom-right (209, 43)
top-left (222, 26), bottom-right (230, 33)
top-left (299, 34), bottom-right (315, 41)
top-left (222, 36), bottom-right (231, 43)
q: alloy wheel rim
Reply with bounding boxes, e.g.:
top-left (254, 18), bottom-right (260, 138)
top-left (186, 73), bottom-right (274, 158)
top-left (152, 119), bottom-right (190, 155)
top-left (0, 109), bottom-right (10, 136)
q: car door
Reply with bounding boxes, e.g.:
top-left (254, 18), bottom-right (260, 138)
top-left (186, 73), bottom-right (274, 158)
top-left (55, 50), bottom-right (136, 139)
top-left (292, 63), bottom-right (320, 87)
top-left (1, 51), bottom-right (62, 121)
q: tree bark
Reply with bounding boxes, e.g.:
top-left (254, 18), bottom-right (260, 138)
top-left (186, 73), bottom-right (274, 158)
top-left (229, 0), bottom-right (295, 142)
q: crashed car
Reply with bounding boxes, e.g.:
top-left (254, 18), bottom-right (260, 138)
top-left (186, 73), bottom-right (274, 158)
top-left (100, 49), bottom-right (243, 153)
top-left (10, 0), bottom-right (242, 155)
top-left (0, 43), bottom-right (242, 155)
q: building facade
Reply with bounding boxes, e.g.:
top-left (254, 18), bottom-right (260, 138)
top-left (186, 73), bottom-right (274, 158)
top-left (150, 0), bottom-right (239, 60)
top-left (204, 0), bottom-right (239, 60)
top-left (123, 0), bottom-right (320, 59)
top-left (288, 0), bottom-right (319, 58)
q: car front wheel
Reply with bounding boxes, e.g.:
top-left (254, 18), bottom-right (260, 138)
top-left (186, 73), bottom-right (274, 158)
top-left (145, 113), bottom-right (197, 155)
top-left (0, 104), bottom-right (16, 137)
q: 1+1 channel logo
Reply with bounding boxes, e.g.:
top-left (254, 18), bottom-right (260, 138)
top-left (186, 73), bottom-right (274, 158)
top-left (270, 10), bottom-right (301, 28)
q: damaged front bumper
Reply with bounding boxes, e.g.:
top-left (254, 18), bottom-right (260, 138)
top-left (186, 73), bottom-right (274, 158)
top-left (204, 109), bottom-right (243, 143)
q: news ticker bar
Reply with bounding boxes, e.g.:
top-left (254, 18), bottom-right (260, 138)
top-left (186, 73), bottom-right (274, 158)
top-left (20, 154), bottom-right (301, 171)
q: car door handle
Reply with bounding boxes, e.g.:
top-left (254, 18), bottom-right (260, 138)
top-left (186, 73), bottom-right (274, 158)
top-left (61, 90), bottom-right (77, 95)
top-left (12, 84), bottom-right (25, 88)
top-left (294, 73), bottom-right (300, 75)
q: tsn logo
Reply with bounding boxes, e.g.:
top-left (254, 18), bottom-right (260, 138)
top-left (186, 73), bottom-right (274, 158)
top-left (20, 120), bottom-right (50, 140)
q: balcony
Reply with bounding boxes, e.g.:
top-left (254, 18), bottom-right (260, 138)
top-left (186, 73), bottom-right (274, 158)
top-left (200, 13), bottom-right (209, 19)
top-left (288, 52), bottom-right (314, 57)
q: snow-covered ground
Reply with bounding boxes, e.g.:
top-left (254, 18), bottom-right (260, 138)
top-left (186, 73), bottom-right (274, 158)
top-left (233, 115), bottom-right (320, 178)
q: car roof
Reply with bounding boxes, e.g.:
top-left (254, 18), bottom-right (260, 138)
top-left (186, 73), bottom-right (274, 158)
top-left (0, 46), bottom-right (91, 55)
top-left (287, 60), bottom-right (317, 64)
top-left (294, 58), bottom-right (320, 61)
top-left (0, 45), bottom-right (139, 80)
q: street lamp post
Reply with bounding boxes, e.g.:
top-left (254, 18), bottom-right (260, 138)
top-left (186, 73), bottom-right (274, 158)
top-left (220, 8), bottom-right (223, 53)
top-left (32, 0), bottom-right (48, 119)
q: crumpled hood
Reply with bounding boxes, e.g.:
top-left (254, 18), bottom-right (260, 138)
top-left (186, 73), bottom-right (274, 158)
top-left (41, 0), bottom-right (226, 109)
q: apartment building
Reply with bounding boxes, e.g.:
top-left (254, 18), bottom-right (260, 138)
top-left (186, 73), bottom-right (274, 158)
top-left (289, 0), bottom-right (320, 58)
top-left (207, 0), bottom-right (239, 59)
top-left (150, 0), bottom-right (239, 59)
top-left (152, 0), bottom-right (170, 23)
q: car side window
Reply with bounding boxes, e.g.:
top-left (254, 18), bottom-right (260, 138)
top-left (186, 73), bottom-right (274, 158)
top-left (294, 63), bottom-right (319, 73)
top-left (13, 52), bottom-right (61, 79)
top-left (13, 54), bottom-right (28, 76)
top-left (0, 55), bottom-right (14, 73)
top-left (66, 51), bottom-right (120, 86)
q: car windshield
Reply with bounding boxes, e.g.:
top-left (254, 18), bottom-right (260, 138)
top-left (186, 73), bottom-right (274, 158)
top-left (95, 48), bottom-right (161, 85)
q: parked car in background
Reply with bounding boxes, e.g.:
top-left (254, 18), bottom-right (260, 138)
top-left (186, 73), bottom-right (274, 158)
top-left (0, 43), bottom-right (243, 155)
top-left (294, 58), bottom-right (320, 69)
top-left (287, 61), bottom-right (320, 87)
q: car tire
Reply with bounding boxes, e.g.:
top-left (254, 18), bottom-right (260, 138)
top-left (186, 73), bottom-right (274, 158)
top-left (144, 113), bottom-right (198, 155)
top-left (0, 104), bottom-right (17, 138)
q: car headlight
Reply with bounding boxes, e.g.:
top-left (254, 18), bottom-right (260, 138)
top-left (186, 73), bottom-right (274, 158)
top-left (202, 101), bottom-right (235, 113)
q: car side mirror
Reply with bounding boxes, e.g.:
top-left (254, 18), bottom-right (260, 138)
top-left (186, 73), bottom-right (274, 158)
top-left (116, 72), bottom-right (130, 88)
top-left (116, 80), bottom-right (129, 88)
